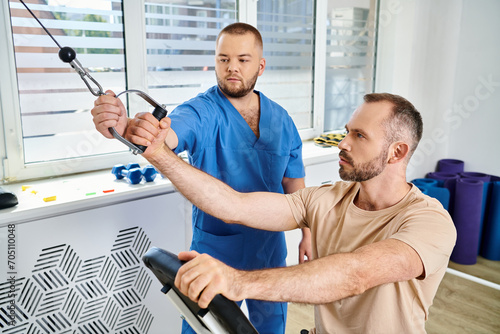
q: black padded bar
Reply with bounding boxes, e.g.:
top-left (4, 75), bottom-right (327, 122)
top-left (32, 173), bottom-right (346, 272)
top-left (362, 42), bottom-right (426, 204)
top-left (142, 247), bottom-right (259, 334)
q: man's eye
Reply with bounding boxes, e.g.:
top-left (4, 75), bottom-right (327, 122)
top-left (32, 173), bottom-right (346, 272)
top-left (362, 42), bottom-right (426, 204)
top-left (357, 133), bottom-right (364, 138)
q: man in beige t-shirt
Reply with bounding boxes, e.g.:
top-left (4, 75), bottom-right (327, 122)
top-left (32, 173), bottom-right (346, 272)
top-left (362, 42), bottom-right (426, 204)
top-left (129, 92), bottom-right (457, 333)
top-left (286, 182), bottom-right (454, 333)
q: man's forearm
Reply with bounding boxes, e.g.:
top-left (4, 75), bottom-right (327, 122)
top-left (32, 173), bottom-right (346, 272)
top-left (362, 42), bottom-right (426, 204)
top-left (239, 253), bottom-right (362, 304)
top-left (145, 146), bottom-right (296, 231)
top-left (240, 238), bottom-right (424, 304)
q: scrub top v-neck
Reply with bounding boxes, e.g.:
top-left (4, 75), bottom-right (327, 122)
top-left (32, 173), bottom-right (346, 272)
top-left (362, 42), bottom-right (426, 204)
top-left (219, 88), bottom-right (271, 148)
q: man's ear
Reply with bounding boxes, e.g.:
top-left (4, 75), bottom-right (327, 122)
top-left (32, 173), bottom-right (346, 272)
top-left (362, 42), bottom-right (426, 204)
top-left (388, 142), bottom-right (410, 164)
top-left (258, 57), bottom-right (266, 76)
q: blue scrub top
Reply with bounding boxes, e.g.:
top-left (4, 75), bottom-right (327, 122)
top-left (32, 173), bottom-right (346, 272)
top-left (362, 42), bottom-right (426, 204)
top-left (169, 86), bottom-right (305, 270)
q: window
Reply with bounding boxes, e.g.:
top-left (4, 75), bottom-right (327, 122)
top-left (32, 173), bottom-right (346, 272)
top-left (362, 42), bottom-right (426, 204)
top-left (256, 1), bottom-right (315, 130)
top-left (2, 0), bottom-right (129, 181)
top-left (0, 0), bottom-right (378, 182)
top-left (324, 0), bottom-right (377, 132)
top-left (15, 0), bottom-right (126, 164)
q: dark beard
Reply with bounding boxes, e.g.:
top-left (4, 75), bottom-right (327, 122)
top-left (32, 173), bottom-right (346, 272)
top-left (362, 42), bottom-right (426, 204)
top-left (339, 147), bottom-right (388, 182)
top-left (216, 71), bottom-right (259, 98)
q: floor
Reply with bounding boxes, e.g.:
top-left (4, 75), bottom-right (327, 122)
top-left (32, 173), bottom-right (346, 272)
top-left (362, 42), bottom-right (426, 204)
top-left (285, 256), bottom-right (500, 334)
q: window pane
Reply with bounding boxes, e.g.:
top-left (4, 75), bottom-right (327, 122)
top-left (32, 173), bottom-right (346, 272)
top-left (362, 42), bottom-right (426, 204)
top-left (9, 0), bottom-right (127, 164)
top-left (324, 0), bottom-right (377, 131)
top-left (144, 0), bottom-right (237, 110)
top-left (257, 1), bottom-right (315, 130)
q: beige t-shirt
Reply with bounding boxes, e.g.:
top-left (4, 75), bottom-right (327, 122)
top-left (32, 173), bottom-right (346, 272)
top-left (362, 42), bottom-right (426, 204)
top-left (285, 182), bottom-right (456, 334)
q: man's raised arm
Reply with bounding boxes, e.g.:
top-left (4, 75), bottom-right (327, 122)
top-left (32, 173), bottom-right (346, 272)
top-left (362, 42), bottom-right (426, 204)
top-left (130, 116), bottom-right (298, 232)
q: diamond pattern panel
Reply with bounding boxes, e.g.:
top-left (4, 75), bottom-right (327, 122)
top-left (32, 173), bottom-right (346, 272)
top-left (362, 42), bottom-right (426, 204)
top-left (0, 227), bottom-right (154, 333)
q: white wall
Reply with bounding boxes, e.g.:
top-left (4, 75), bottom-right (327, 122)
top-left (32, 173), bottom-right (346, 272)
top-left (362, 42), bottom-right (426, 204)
top-left (446, 0), bottom-right (500, 176)
top-left (376, 0), bottom-right (500, 179)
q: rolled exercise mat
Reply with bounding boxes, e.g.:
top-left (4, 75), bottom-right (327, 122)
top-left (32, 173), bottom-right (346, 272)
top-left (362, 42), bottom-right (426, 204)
top-left (459, 172), bottom-right (491, 183)
top-left (426, 172), bottom-right (460, 215)
top-left (411, 178), bottom-right (432, 195)
top-left (416, 186), bottom-right (429, 195)
top-left (450, 178), bottom-right (484, 265)
top-left (437, 159), bottom-right (465, 173)
top-left (411, 178), bottom-right (450, 210)
top-left (426, 172), bottom-right (460, 187)
top-left (411, 178), bottom-right (439, 188)
top-left (490, 175), bottom-right (500, 182)
top-left (480, 181), bottom-right (500, 261)
top-left (460, 172), bottom-right (492, 248)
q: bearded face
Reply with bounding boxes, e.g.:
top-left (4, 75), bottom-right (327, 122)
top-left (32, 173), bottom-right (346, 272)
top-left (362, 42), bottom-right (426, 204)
top-left (338, 144), bottom-right (389, 182)
top-left (216, 69), bottom-right (259, 98)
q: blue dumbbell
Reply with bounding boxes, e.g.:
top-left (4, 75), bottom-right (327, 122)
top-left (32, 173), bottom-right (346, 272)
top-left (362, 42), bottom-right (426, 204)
top-left (142, 165), bottom-right (158, 182)
top-left (111, 163), bottom-right (143, 184)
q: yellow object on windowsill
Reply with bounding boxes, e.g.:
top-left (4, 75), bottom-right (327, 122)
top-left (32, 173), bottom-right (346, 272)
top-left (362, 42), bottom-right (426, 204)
top-left (313, 133), bottom-right (346, 147)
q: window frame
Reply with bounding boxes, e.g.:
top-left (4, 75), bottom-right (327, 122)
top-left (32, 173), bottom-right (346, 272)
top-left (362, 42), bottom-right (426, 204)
top-left (0, 0), bottom-right (377, 182)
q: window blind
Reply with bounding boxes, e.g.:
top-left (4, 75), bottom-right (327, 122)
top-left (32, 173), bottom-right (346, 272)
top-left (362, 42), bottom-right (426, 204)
top-left (144, 0), bottom-right (237, 111)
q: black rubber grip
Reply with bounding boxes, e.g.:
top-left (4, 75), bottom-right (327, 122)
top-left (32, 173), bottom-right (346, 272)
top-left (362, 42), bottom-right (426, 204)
top-left (136, 105), bottom-right (168, 153)
top-left (142, 247), bottom-right (259, 334)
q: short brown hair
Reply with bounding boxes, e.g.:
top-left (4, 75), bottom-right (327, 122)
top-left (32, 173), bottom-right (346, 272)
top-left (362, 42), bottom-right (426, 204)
top-left (364, 93), bottom-right (423, 159)
top-left (216, 22), bottom-right (263, 51)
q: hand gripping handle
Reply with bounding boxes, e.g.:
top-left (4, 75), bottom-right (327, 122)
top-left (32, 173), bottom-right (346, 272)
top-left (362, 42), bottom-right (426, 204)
top-left (110, 90), bottom-right (168, 155)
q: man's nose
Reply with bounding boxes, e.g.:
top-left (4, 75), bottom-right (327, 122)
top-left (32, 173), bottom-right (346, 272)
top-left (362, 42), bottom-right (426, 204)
top-left (338, 136), bottom-right (349, 151)
top-left (227, 60), bottom-right (239, 72)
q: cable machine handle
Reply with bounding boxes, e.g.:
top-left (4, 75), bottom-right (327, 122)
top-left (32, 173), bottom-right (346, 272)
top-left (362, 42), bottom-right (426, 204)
top-left (114, 90), bottom-right (169, 155)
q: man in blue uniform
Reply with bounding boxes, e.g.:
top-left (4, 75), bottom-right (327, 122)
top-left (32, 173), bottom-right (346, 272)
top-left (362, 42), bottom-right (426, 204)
top-left (91, 23), bottom-right (306, 333)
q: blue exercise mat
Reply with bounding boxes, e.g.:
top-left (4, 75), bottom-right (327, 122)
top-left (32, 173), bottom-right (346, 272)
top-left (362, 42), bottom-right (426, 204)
top-left (480, 181), bottom-right (500, 261)
top-left (411, 178), bottom-right (450, 210)
top-left (412, 178), bottom-right (439, 188)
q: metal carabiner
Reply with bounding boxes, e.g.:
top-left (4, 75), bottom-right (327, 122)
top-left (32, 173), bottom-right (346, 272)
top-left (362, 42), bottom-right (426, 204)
top-left (69, 58), bottom-right (105, 97)
top-left (57, 46), bottom-right (104, 96)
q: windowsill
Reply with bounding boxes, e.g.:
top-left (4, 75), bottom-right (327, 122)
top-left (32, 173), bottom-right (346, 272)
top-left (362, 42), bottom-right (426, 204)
top-left (301, 139), bottom-right (340, 166)
top-left (0, 140), bottom-right (339, 226)
top-left (0, 171), bottom-right (177, 226)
